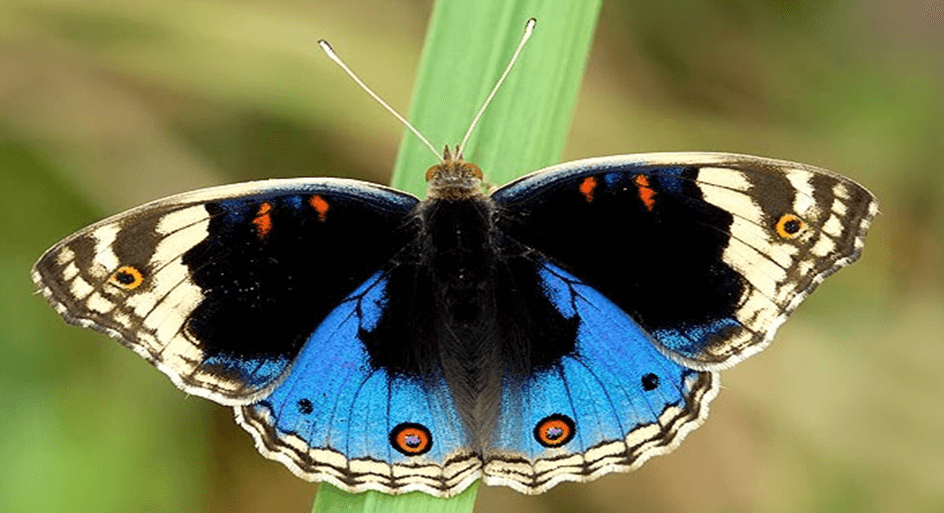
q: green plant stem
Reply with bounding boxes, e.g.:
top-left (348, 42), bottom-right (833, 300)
top-left (392, 0), bottom-right (603, 194)
top-left (312, 0), bottom-right (600, 511)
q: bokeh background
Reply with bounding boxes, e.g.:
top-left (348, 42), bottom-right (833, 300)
top-left (2, 1), bottom-right (942, 512)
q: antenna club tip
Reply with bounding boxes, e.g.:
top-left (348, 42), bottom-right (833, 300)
top-left (523, 18), bottom-right (536, 37)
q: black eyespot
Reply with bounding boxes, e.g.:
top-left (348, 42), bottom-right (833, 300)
top-left (641, 373), bottom-right (659, 391)
top-left (389, 422), bottom-right (432, 456)
top-left (783, 219), bottom-right (802, 233)
top-left (533, 414), bottom-right (576, 448)
top-left (297, 398), bottom-right (313, 415)
top-left (115, 271), bottom-right (135, 284)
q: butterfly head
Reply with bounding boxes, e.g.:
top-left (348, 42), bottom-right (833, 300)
top-left (425, 145), bottom-right (484, 200)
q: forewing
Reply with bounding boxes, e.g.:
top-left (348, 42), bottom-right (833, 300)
top-left (492, 152), bottom-right (877, 369)
top-left (32, 178), bottom-right (419, 404)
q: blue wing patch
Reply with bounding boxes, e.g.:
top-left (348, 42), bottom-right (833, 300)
top-left (650, 318), bottom-right (743, 363)
top-left (235, 271), bottom-right (481, 495)
top-left (483, 263), bottom-right (719, 493)
top-left (200, 353), bottom-right (290, 389)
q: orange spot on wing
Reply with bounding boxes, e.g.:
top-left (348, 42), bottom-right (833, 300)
top-left (109, 266), bottom-right (144, 290)
top-left (579, 176), bottom-right (598, 202)
top-left (634, 174), bottom-right (656, 211)
top-left (253, 202), bottom-right (273, 239)
top-left (775, 213), bottom-right (806, 239)
top-left (389, 423), bottom-right (433, 456)
top-left (533, 414), bottom-right (576, 448)
top-left (309, 195), bottom-right (329, 222)
top-left (537, 419), bottom-right (570, 446)
top-left (395, 427), bottom-right (430, 454)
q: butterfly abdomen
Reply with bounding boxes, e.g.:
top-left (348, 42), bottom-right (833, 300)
top-left (416, 196), bottom-right (506, 445)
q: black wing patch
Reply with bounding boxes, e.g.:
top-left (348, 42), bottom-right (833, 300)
top-left (492, 153), bottom-right (877, 369)
top-left (32, 180), bottom-right (420, 404)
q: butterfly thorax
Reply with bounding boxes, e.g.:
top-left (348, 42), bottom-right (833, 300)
top-left (425, 147), bottom-right (484, 200)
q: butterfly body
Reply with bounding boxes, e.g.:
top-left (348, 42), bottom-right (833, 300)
top-left (33, 152), bottom-right (877, 496)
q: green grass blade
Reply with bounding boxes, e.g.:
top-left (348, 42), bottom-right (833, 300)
top-left (313, 0), bottom-right (600, 511)
top-left (312, 483), bottom-right (479, 513)
top-left (391, 0), bottom-right (602, 196)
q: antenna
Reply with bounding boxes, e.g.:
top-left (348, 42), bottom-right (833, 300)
top-left (319, 17), bottom-right (537, 163)
top-left (457, 17), bottom-right (536, 157)
top-left (318, 39), bottom-right (441, 160)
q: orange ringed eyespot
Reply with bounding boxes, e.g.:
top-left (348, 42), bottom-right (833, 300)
top-left (309, 195), bottom-right (329, 222)
top-left (109, 266), bottom-right (144, 290)
top-left (389, 423), bottom-right (432, 456)
top-left (534, 414), bottom-right (576, 448)
top-left (579, 176), bottom-right (598, 202)
top-left (775, 214), bottom-right (806, 239)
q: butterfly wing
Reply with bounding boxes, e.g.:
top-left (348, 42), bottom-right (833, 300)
top-left (32, 178), bottom-right (419, 404)
top-left (483, 263), bottom-right (718, 493)
top-left (236, 269), bottom-right (480, 495)
top-left (492, 152), bottom-right (878, 369)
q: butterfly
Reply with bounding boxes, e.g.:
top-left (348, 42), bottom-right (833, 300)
top-left (33, 144), bottom-right (877, 496)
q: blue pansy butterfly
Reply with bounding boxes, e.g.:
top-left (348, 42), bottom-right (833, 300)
top-left (32, 21), bottom-right (877, 498)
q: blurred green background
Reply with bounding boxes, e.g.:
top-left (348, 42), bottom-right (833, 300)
top-left (2, 0), bottom-right (942, 512)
